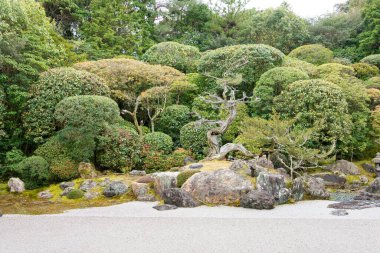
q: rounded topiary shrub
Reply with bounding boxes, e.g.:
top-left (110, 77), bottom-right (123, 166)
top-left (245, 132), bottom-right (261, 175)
top-left (14, 156), bottom-right (51, 189)
top-left (143, 132), bottom-right (174, 154)
top-left (198, 44), bottom-right (285, 92)
top-left (351, 63), bottom-right (379, 80)
top-left (331, 57), bottom-right (352, 65)
top-left (23, 67), bottom-right (110, 143)
top-left (96, 125), bottom-right (142, 172)
top-left (67, 189), bottom-right (84, 199)
top-left (361, 54), bottom-right (380, 69)
top-left (34, 136), bottom-right (79, 181)
top-left (282, 57), bottom-right (318, 77)
top-left (177, 170), bottom-right (200, 187)
top-left (156, 105), bottom-right (192, 145)
top-left (180, 121), bottom-right (214, 158)
top-left (317, 63), bottom-right (356, 78)
top-left (288, 44), bottom-right (333, 65)
top-left (366, 76), bottom-right (380, 89)
top-left (142, 42), bottom-right (201, 73)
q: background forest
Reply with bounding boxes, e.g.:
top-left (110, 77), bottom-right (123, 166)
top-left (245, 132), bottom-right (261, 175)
top-left (0, 0), bottom-right (380, 189)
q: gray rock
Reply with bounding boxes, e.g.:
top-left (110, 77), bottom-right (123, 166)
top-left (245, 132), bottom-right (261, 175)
top-left (79, 180), bottom-right (97, 192)
top-left (84, 191), bottom-right (99, 200)
top-left (354, 191), bottom-right (380, 201)
top-left (278, 188), bottom-right (291, 204)
top-left (103, 181), bottom-right (128, 197)
top-left (328, 200), bottom-right (380, 210)
top-left (256, 172), bottom-right (285, 201)
top-left (136, 175), bottom-right (155, 184)
top-left (7, 178), bottom-right (25, 193)
top-left (184, 157), bottom-right (196, 165)
top-left (131, 182), bottom-right (156, 201)
top-left (78, 162), bottom-right (97, 179)
top-left (331, 209), bottom-right (349, 216)
top-left (240, 190), bottom-right (275, 210)
top-left (327, 160), bottom-right (360, 175)
top-left (312, 173), bottom-right (346, 188)
top-left (250, 162), bottom-right (269, 177)
top-left (255, 156), bottom-right (274, 169)
top-left (362, 163), bottom-right (376, 173)
top-left (0, 212), bottom-right (2, 217)
top-left (38, 190), bottom-right (53, 199)
top-left (366, 178), bottom-right (380, 194)
top-left (59, 181), bottom-right (75, 190)
top-left (360, 176), bottom-right (369, 184)
top-left (99, 178), bottom-right (111, 187)
top-left (129, 170), bottom-right (146, 177)
top-left (153, 204), bottom-right (178, 211)
top-left (153, 172), bottom-right (179, 198)
top-left (292, 176), bottom-right (330, 201)
top-left (162, 188), bottom-right (201, 207)
top-left (229, 160), bottom-right (250, 171)
top-left (61, 187), bottom-right (74, 196)
top-left (189, 163), bottom-right (203, 169)
top-left (182, 169), bottom-right (252, 205)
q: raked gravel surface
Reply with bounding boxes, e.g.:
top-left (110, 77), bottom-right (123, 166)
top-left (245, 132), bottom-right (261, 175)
top-left (1, 201), bottom-right (380, 253)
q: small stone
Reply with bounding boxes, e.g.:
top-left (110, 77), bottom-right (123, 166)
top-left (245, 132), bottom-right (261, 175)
top-left (99, 178), bottom-right (111, 187)
top-left (278, 188), bottom-right (291, 204)
top-left (162, 188), bottom-right (201, 207)
top-left (129, 170), bottom-right (146, 177)
top-left (78, 162), bottom-right (97, 179)
top-left (131, 182), bottom-right (156, 201)
top-left (312, 173), bottom-right (346, 188)
top-left (366, 178), bottom-right (380, 194)
top-left (38, 190), bottom-right (53, 199)
top-left (331, 209), bottom-right (349, 216)
top-left (362, 163), bottom-right (376, 173)
top-left (103, 181), bottom-right (128, 197)
top-left (59, 181), bottom-right (75, 190)
top-left (184, 157), bottom-right (196, 165)
top-left (61, 187), bottom-right (74, 196)
top-left (136, 175), bottom-right (155, 184)
top-left (79, 180), bottom-right (97, 192)
top-left (360, 176), bottom-right (369, 184)
top-left (240, 190), bottom-right (275, 210)
top-left (84, 191), bottom-right (99, 200)
top-left (153, 204), bottom-right (178, 211)
top-left (189, 163), bottom-right (203, 169)
top-left (153, 172), bottom-right (179, 198)
top-left (7, 178), bottom-right (25, 193)
top-left (327, 160), bottom-right (360, 175)
top-left (255, 156), bottom-right (274, 169)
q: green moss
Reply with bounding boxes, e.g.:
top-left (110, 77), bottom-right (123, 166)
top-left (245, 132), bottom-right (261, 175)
top-left (66, 189), bottom-right (84, 199)
top-left (177, 170), bottom-right (200, 187)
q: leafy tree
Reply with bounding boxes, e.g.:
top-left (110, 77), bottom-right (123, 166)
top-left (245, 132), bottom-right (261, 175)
top-left (170, 79), bottom-right (198, 105)
top-left (358, 0), bottom-right (380, 56)
top-left (238, 4), bottom-right (310, 54)
top-left (14, 156), bottom-right (51, 189)
top-left (142, 42), bottom-right (201, 73)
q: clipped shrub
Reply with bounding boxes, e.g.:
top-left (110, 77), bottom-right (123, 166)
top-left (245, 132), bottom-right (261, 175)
top-left (282, 57), bottom-right (318, 77)
top-left (177, 170), bottom-right (200, 187)
top-left (34, 136), bottom-right (79, 181)
top-left (142, 42), bottom-right (201, 73)
top-left (74, 58), bottom-right (185, 107)
top-left (274, 79), bottom-right (351, 145)
top-left (143, 132), bottom-right (174, 154)
top-left (96, 125), bottom-right (141, 172)
top-left (180, 121), bottom-right (214, 158)
top-left (15, 156), bottom-right (50, 189)
top-left (252, 67), bottom-right (309, 117)
top-left (1, 148), bottom-right (25, 178)
top-left (331, 57), bottom-right (352, 65)
top-left (66, 189), bottom-right (84, 199)
top-left (198, 44), bottom-right (285, 92)
top-left (156, 105), bottom-right (192, 145)
top-left (317, 63), bottom-right (356, 78)
top-left (351, 63), bottom-right (379, 80)
top-left (361, 54), bottom-right (380, 68)
top-left (142, 148), bottom-right (190, 173)
top-left (368, 88), bottom-right (380, 110)
top-left (366, 76), bottom-right (380, 89)
top-left (288, 44), bottom-right (334, 65)
top-left (23, 67), bottom-right (110, 143)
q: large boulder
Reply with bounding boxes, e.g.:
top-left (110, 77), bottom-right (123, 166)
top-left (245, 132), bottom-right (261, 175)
top-left (78, 162), bottom-right (97, 179)
top-left (327, 160), bottom-right (360, 175)
top-left (162, 188), bottom-right (201, 207)
top-left (292, 176), bottom-right (330, 201)
top-left (256, 172), bottom-right (286, 202)
top-left (366, 178), bottom-right (380, 194)
top-left (131, 182), bottom-right (156, 201)
top-left (103, 181), bottom-right (128, 197)
top-left (240, 190), bottom-right (275, 210)
top-left (153, 172), bottom-right (179, 198)
top-left (312, 173), bottom-right (346, 188)
top-left (182, 169), bottom-right (253, 205)
top-left (7, 178), bottom-right (25, 193)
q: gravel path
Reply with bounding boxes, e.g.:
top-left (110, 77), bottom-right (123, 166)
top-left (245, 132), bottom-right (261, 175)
top-left (1, 201), bottom-right (380, 253)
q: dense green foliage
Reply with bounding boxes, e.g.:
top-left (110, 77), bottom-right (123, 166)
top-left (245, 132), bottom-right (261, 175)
top-left (143, 42), bottom-right (201, 73)
top-left (23, 68), bottom-right (110, 143)
top-left (14, 156), bottom-right (50, 189)
top-left (180, 121), bottom-right (214, 158)
top-left (67, 189), bottom-right (84, 199)
top-left (282, 57), bottom-right (319, 77)
top-left (143, 132), bottom-right (174, 154)
top-left (361, 54), bottom-right (380, 68)
top-left (351, 62), bottom-right (379, 80)
top-left (288, 44), bottom-right (334, 65)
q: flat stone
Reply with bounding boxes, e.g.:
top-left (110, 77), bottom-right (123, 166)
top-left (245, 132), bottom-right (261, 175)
top-left (59, 181), bottom-right (75, 190)
top-left (328, 200), bottom-right (380, 210)
top-left (79, 180), bottom-right (97, 192)
top-left (240, 190), bottom-right (275, 210)
top-left (162, 188), bottom-right (201, 207)
top-left (326, 160), bottom-right (360, 175)
top-left (38, 190), bottom-right (53, 199)
top-left (103, 181), bottom-right (128, 197)
top-left (84, 191), bottom-right (99, 200)
top-left (331, 209), bottom-right (349, 216)
top-left (153, 204), bottom-right (178, 211)
top-left (189, 163), bottom-right (203, 169)
top-left (312, 173), bottom-right (346, 188)
top-left (129, 170), bottom-right (146, 177)
top-left (136, 175), bottom-right (155, 184)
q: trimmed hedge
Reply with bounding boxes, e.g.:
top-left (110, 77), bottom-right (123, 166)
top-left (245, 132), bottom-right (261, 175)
top-left (351, 63), bottom-right (379, 80)
top-left (143, 132), bottom-right (174, 154)
top-left (180, 121), bottom-right (214, 158)
top-left (361, 54), bottom-right (380, 69)
top-left (288, 44), bottom-right (334, 65)
top-left (282, 57), bottom-right (318, 77)
top-left (14, 156), bottom-right (51, 189)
